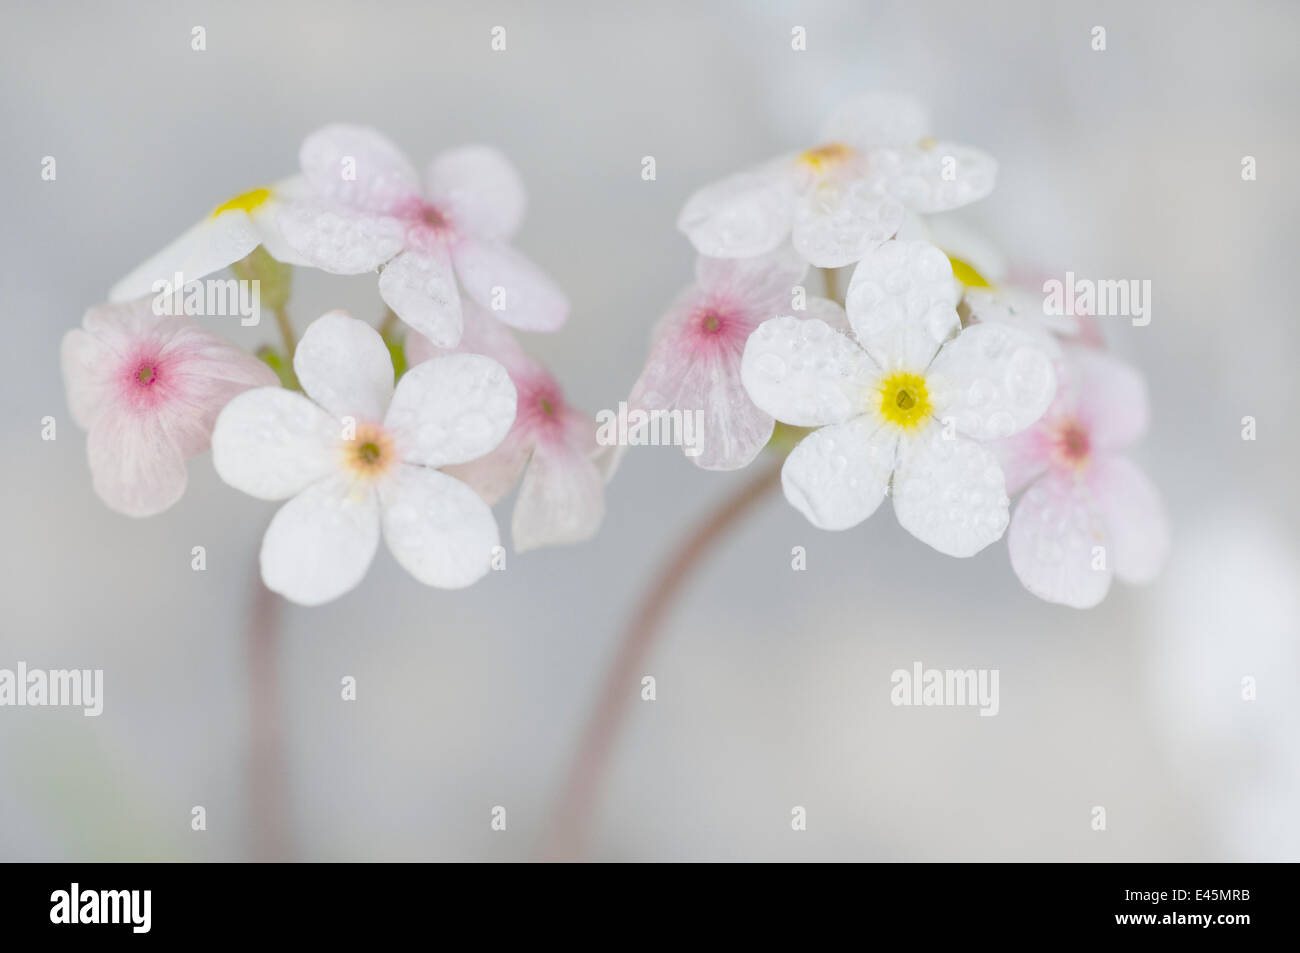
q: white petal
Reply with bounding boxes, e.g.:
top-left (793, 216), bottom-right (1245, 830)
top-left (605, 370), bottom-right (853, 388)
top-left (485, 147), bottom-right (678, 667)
top-left (379, 465), bottom-right (499, 589)
top-left (893, 429), bottom-right (1009, 557)
top-left (1008, 471), bottom-right (1111, 608)
top-left (677, 162), bottom-right (796, 259)
top-left (694, 245), bottom-right (808, 309)
top-left (873, 142), bottom-right (997, 214)
top-left (782, 415), bottom-right (898, 530)
top-left (87, 413), bottom-right (187, 517)
top-left (299, 124), bottom-right (420, 214)
top-left (212, 387), bottom-right (339, 500)
top-left (926, 214), bottom-right (1007, 285)
top-left (378, 249), bottom-right (462, 347)
top-left (452, 239), bottom-right (569, 332)
top-left (926, 323), bottom-right (1057, 440)
top-left (109, 213), bottom-right (260, 303)
top-left (741, 315), bottom-right (878, 427)
top-left (1089, 455), bottom-right (1168, 585)
top-left (385, 353), bottom-right (517, 468)
top-left (818, 92), bottom-right (930, 149)
top-left (512, 444), bottom-right (606, 552)
top-left (791, 175), bottom-right (904, 268)
top-left (425, 145), bottom-right (525, 240)
top-left (260, 476), bottom-right (381, 606)
top-left (277, 200), bottom-right (406, 274)
top-left (800, 296), bottom-right (852, 335)
top-left (293, 312), bottom-right (394, 421)
top-left (844, 239), bottom-right (961, 370)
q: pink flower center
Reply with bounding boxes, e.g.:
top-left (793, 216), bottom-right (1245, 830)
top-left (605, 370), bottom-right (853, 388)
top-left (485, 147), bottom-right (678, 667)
top-left (1054, 419), bottom-right (1091, 467)
top-left (135, 362), bottom-right (159, 386)
top-left (420, 204), bottom-right (448, 229)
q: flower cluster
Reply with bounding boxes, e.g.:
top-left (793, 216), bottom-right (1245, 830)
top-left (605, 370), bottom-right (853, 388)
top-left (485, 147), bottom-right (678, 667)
top-left (629, 92), bottom-right (1167, 606)
top-left (62, 126), bottom-right (601, 605)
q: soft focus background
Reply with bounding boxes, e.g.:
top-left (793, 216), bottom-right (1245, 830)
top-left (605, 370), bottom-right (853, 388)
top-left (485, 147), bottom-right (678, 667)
top-left (1, 0), bottom-right (1296, 861)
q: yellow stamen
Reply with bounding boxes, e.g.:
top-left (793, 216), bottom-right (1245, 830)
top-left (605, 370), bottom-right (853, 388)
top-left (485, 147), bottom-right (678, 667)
top-left (798, 142), bottom-right (853, 171)
top-left (212, 187), bottom-right (272, 218)
top-left (877, 372), bottom-right (932, 430)
top-left (948, 255), bottom-right (992, 289)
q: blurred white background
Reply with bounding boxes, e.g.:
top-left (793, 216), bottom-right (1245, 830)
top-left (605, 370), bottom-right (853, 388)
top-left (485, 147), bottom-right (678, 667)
top-left (1, 0), bottom-right (1296, 860)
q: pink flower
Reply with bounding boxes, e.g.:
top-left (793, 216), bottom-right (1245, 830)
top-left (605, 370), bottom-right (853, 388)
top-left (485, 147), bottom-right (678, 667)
top-left (628, 247), bottom-right (846, 470)
top-left (407, 304), bottom-right (612, 551)
top-left (61, 298), bottom-right (277, 517)
top-left (279, 125), bottom-right (567, 348)
top-left (999, 346), bottom-right (1168, 607)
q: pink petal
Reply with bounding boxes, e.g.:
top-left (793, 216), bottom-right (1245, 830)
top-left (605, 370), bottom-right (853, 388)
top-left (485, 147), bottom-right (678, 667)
top-left (694, 245), bottom-right (807, 314)
top-left (1070, 346), bottom-right (1149, 452)
top-left (87, 411), bottom-right (188, 517)
top-left (511, 441), bottom-right (605, 552)
top-left (299, 124), bottom-right (421, 215)
top-left (378, 249), bottom-right (462, 348)
top-left (1088, 454), bottom-right (1169, 585)
top-left (452, 238), bottom-right (569, 332)
top-left (1008, 471), bottom-right (1112, 608)
top-left (424, 145), bottom-right (526, 241)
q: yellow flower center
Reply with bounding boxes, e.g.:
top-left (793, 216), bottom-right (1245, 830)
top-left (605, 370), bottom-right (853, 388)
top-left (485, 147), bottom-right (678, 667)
top-left (798, 142), bottom-right (853, 171)
top-left (341, 424), bottom-right (396, 479)
top-left (877, 372), bottom-right (932, 429)
top-left (917, 135), bottom-right (938, 151)
top-left (948, 254), bottom-right (992, 289)
top-left (212, 187), bottom-right (272, 218)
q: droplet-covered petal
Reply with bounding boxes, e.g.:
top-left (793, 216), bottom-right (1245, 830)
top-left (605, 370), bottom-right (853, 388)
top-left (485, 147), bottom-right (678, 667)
top-left (425, 145), bottom-right (526, 240)
top-left (844, 239), bottom-right (960, 370)
top-left (385, 353), bottom-right (517, 468)
top-left (379, 465), bottom-right (500, 589)
top-left (892, 429), bottom-right (1009, 557)
top-left (741, 315), bottom-right (879, 427)
top-left (212, 387), bottom-right (340, 500)
top-left (781, 415), bottom-right (898, 530)
top-left (1008, 471), bottom-right (1112, 607)
top-left (378, 249), bottom-right (463, 348)
top-left (293, 312), bottom-right (395, 421)
top-left (926, 323), bottom-right (1056, 441)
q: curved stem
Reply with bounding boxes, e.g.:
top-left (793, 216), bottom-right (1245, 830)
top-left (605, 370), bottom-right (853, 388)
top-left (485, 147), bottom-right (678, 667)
top-left (272, 305), bottom-right (296, 358)
top-left (543, 454), bottom-right (783, 860)
top-left (248, 571), bottom-right (289, 861)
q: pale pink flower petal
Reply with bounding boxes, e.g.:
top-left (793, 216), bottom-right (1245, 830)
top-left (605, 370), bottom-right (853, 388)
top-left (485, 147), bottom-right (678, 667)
top-left (694, 244), bottom-right (807, 306)
top-left (1072, 347), bottom-right (1149, 451)
top-left (378, 248), bottom-right (462, 348)
top-left (277, 200), bottom-right (407, 274)
top-left (260, 475), bottom-right (382, 606)
top-left (1008, 471), bottom-right (1112, 609)
top-left (1089, 455), bottom-right (1169, 584)
top-left (87, 412), bottom-right (188, 518)
top-left (512, 442), bottom-right (606, 552)
top-left (425, 145), bottom-right (526, 241)
top-left (677, 161), bottom-right (798, 260)
top-left (62, 299), bottom-right (275, 517)
top-left (451, 238), bottom-right (569, 332)
top-left (299, 124), bottom-right (421, 214)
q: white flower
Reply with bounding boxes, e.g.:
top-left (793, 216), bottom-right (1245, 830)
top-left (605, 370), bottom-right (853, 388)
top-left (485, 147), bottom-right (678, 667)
top-left (678, 92), bottom-right (997, 268)
top-left (740, 240), bottom-right (1056, 556)
top-left (211, 312), bottom-right (516, 605)
top-left (109, 179), bottom-right (310, 302)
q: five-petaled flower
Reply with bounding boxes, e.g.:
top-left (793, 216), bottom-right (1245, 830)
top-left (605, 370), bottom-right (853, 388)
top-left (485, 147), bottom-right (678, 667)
top-left (678, 92), bottom-right (997, 268)
top-left (741, 240), bottom-right (1056, 557)
top-left (278, 125), bottom-right (568, 349)
top-left (998, 347), bottom-right (1168, 607)
top-left (628, 247), bottom-right (846, 470)
top-left (211, 312), bottom-right (517, 605)
top-left (407, 303), bottom-right (615, 551)
top-left (61, 298), bottom-right (278, 516)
